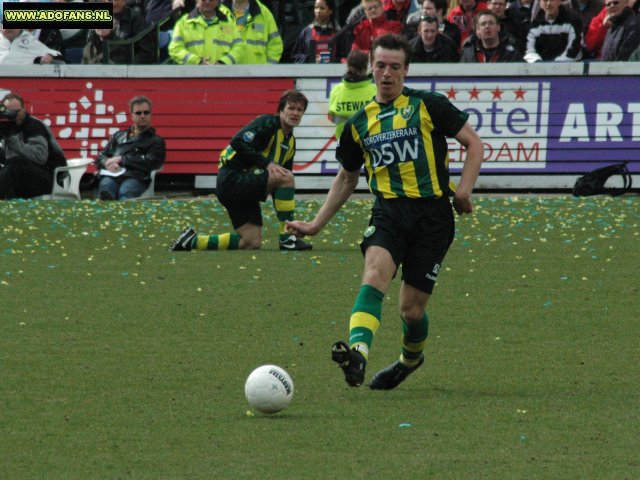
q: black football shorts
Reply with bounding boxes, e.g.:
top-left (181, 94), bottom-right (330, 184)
top-left (216, 165), bottom-right (269, 229)
top-left (359, 196), bottom-right (455, 294)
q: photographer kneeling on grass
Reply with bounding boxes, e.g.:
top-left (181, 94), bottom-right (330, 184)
top-left (0, 93), bottom-right (67, 200)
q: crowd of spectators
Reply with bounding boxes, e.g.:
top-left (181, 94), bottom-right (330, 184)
top-left (1, 0), bottom-right (640, 65)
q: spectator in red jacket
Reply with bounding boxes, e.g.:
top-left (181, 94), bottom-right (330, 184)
top-left (584, 6), bottom-right (608, 57)
top-left (382, 0), bottom-right (411, 22)
top-left (351, 0), bottom-right (403, 53)
top-left (448, 0), bottom-right (489, 47)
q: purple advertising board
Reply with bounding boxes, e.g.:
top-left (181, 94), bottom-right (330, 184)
top-left (323, 76), bottom-right (640, 174)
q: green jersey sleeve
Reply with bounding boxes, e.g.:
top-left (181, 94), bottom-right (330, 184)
top-left (225, 115), bottom-right (277, 169)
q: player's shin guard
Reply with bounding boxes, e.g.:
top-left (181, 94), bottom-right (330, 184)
top-left (195, 232), bottom-right (241, 250)
top-left (348, 284), bottom-right (383, 360)
top-left (274, 187), bottom-right (295, 242)
top-left (400, 312), bottom-right (429, 367)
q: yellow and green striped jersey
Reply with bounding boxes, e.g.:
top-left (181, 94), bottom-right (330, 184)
top-left (220, 114), bottom-right (296, 170)
top-left (337, 87), bottom-right (469, 199)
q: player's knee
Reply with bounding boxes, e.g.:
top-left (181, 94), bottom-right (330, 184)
top-left (400, 307), bottom-right (425, 325)
top-left (280, 171), bottom-right (294, 187)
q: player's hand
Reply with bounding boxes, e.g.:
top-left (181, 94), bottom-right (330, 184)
top-left (285, 220), bottom-right (318, 237)
top-left (266, 162), bottom-right (292, 180)
top-left (453, 191), bottom-right (473, 215)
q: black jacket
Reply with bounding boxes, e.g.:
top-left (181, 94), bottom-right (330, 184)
top-left (84, 6), bottom-right (155, 64)
top-left (600, 7), bottom-right (640, 61)
top-left (461, 37), bottom-right (523, 62)
top-left (97, 127), bottom-right (165, 181)
top-left (1, 113), bottom-right (66, 171)
top-left (410, 34), bottom-right (460, 63)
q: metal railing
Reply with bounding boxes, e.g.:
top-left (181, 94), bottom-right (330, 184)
top-left (101, 13), bottom-right (173, 65)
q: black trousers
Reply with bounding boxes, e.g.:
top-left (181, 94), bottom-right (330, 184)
top-left (0, 157), bottom-right (53, 199)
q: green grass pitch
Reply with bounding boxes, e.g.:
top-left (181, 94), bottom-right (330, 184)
top-left (1, 195), bottom-right (638, 479)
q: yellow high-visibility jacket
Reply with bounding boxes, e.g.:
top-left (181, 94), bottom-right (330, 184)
top-left (222, 0), bottom-right (282, 64)
top-left (169, 6), bottom-right (245, 65)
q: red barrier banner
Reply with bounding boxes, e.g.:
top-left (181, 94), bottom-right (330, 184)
top-left (0, 77), bottom-right (294, 174)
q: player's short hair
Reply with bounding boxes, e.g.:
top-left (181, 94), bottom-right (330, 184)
top-left (277, 90), bottom-right (309, 113)
top-left (370, 34), bottom-right (413, 67)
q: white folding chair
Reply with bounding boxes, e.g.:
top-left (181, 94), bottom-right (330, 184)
top-left (49, 157), bottom-right (93, 200)
top-left (138, 168), bottom-right (162, 199)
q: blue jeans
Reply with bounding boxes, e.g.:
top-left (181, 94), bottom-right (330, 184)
top-left (98, 176), bottom-right (148, 200)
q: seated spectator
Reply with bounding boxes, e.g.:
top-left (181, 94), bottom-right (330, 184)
top-left (60, 29), bottom-right (89, 50)
top-left (461, 9), bottom-right (523, 61)
top-left (222, 0), bottom-right (283, 64)
top-left (29, 28), bottom-right (65, 55)
top-left (488, 0), bottom-right (527, 54)
top-left (0, 93), bottom-right (67, 200)
top-left (169, 0), bottom-right (245, 64)
top-left (405, 0), bottom-right (462, 45)
top-left (448, 0), bottom-right (489, 47)
top-left (584, 6), bottom-right (608, 56)
top-left (411, 14), bottom-right (461, 61)
top-left (291, 0), bottom-right (346, 63)
top-left (600, 0), bottom-right (640, 60)
top-left (50, 2), bottom-right (89, 49)
top-left (83, 0), bottom-right (155, 64)
top-left (524, 0), bottom-right (583, 62)
top-left (95, 96), bottom-right (165, 200)
top-left (0, 28), bottom-right (65, 65)
top-left (328, 50), bottom-right (377, 138)
top-left (571, 0), bottom-right (604, 35)
top-left (82, 29), bottom-right (111, 64)
top-left (382, 0), bottom-right (412, 22)
top-left (126, 0), bottom-right (175, 25)
top-left (344, 0), bottom-right (411, 27)
top-left (507, 0), bottom-right (534, 44)
top-left (351, 0), bottom-right (403, 53)
top-left (273, 0), bottom-right (316, 63)
top-left (337, 0), bottom-right (361, 25)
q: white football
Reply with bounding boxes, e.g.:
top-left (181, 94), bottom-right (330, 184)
top-left (244, 365), bottom-right (294, 414)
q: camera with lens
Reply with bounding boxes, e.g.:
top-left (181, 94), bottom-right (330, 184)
top-left (0, 104), bottom-right (19, 136)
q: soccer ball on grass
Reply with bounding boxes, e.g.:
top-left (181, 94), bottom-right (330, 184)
top-left (244, 365), bottom-right (294, 414)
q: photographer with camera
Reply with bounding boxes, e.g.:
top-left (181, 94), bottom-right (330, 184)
top-left (0, 93), bottom-right (67, 200)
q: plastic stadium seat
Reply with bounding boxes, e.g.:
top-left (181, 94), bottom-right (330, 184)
top-left (138, 168), bottom-right (162, 199)
top-left (47, 157), bottom-right (93, 200)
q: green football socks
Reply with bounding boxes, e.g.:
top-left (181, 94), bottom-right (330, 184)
top-left (348, 284), bottom-right (383, 360)
top-left (274, 187), bottom-right (295, 242)
top-left (194, 232), bottom-right (241, 250)
top-left (400, 313), bottom-right (429, 367)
